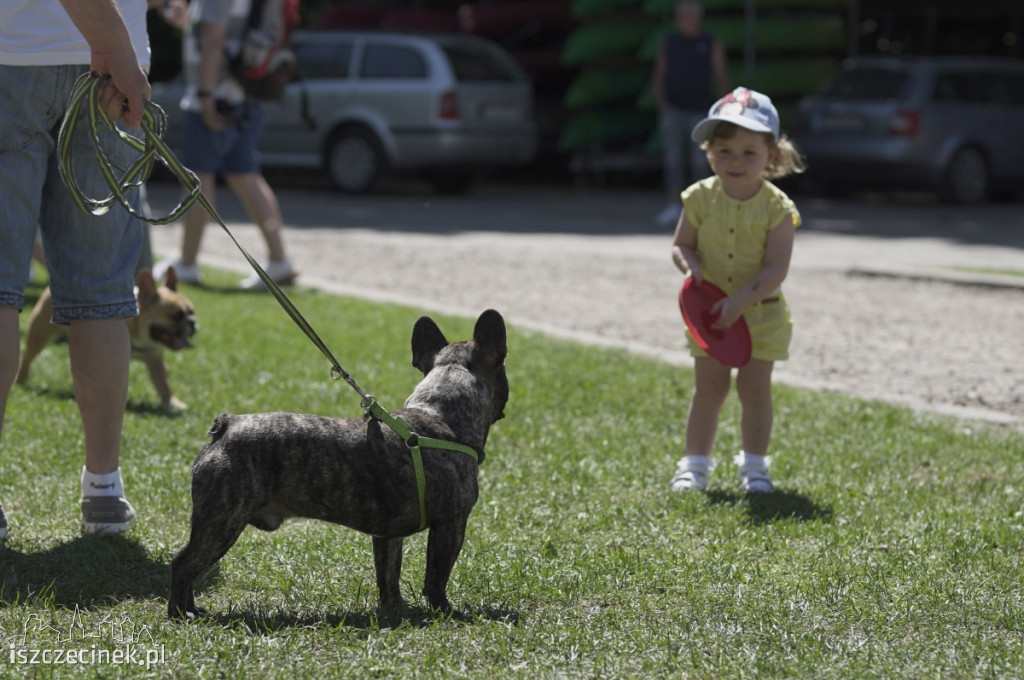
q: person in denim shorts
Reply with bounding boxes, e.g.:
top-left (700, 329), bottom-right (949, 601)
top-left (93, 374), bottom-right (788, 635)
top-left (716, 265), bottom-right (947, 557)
top-left (152, 0), bottom-right (297, 289)
top-left (0, 0), bottom-right (153, 537)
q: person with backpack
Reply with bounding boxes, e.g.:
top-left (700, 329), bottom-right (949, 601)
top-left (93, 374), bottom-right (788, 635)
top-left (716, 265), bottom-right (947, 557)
top-left (154, 0), bottom-right (298, 290)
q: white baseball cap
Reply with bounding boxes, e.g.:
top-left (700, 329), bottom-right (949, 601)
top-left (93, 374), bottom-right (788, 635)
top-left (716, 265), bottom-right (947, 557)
top-left (691, 87), bottom-right (780, 143)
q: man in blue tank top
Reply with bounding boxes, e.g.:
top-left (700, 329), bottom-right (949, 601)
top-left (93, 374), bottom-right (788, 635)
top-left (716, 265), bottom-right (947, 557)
top-left (653, 1), bottom-right (729, 226)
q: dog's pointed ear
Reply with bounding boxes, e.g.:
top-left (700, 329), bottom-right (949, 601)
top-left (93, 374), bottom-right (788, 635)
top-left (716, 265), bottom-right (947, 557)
top-left (473, 309), bottom-right (507, 366)
top-left (411, 316), bottom-right (448, 375)
top-left (135, 268), bottom-right (157, 302)
top-left (164, 265), bottom-right (179, 291)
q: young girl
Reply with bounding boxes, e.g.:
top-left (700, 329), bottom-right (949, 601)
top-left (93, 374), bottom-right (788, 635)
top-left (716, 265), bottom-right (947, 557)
top-left (669, 87), bottom-right (805, 493)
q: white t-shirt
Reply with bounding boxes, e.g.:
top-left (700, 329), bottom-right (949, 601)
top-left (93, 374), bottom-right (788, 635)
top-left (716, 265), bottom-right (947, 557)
top-left (0, 0), bottom-right (150, 69)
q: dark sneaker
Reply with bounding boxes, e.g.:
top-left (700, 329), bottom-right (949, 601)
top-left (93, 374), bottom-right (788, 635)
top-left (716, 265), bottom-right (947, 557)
top-left (0, 503), bottom-right (7, 540)
top-left (81, 497), bottom-right (137, 535)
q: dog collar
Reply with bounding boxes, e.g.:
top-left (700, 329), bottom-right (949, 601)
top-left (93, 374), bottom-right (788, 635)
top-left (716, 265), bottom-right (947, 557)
top-left (363, 397), bottom-right (479, 532)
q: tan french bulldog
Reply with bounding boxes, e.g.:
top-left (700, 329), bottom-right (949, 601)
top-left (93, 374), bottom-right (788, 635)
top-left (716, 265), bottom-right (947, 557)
top-left (16, 268), bottom-right (197, 412)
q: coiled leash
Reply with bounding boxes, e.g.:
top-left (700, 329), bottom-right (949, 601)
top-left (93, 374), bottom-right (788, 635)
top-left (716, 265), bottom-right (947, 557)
top-left (58, 72), bottom-right (477, 530)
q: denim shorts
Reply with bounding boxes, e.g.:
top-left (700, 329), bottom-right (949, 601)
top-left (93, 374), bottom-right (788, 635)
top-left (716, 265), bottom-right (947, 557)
top-left (0, 64), bottom-right (143, 323)
top-left (181, 99), bottom-right (264, 175)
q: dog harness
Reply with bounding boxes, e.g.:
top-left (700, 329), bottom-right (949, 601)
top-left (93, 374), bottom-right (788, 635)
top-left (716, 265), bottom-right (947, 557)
top-left (363, 399), bottom-right (479, 531)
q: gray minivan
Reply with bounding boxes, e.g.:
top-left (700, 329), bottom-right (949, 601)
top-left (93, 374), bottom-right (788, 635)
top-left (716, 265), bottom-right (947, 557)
top-left (794, 56), bottom-right (1024, 203)
top-left (151, 30), bottom-right (538, 194)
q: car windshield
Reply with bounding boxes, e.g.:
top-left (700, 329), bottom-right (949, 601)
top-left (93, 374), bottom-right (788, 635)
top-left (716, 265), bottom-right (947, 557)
top-left (819, 67), bottom-right (909, 100)
top-left (440, 42), bottom-right (520, 82)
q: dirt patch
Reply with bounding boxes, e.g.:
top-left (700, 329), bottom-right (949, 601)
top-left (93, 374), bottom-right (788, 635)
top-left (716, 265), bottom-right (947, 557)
top-left (152, 222), bottom-right (1024, 425)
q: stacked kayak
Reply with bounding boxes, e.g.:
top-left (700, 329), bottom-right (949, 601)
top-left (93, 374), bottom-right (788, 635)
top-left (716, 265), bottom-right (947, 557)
top-left (561, 0), bottom-right (847, 164)
top-left (560, 1), bottom-right (657, 153)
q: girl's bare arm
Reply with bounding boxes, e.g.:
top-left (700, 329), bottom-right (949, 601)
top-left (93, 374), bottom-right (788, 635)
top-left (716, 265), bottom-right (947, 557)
top-left (671, 211), bottom-right (703, 282)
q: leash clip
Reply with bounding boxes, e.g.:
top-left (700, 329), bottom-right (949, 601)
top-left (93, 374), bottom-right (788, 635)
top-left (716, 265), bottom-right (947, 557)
top-left (360, 394), bottom-right (377, 420)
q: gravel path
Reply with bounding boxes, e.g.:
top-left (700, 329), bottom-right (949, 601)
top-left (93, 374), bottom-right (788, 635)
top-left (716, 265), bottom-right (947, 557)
top-left (147, 183), bottom-right (1024, 426)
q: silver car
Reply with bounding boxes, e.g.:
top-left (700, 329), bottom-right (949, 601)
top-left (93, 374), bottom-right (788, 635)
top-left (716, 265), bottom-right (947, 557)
top-left (794, 56), bottom-right (1024, 203)
top-left (150, 30), bottom-right (538, 194)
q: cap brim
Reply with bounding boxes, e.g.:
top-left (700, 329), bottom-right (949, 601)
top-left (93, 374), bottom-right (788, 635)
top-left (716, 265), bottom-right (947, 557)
top-left (691, 115), bottom-right (774, 143)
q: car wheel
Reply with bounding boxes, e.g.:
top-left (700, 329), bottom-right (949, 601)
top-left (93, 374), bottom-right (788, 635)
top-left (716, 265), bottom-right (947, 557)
top-left (326, 128), bottom-right (385, 194)
top-left (426, 170), bottom-right (476, 195)
top-left (942, 147), bottom-right (988, 204)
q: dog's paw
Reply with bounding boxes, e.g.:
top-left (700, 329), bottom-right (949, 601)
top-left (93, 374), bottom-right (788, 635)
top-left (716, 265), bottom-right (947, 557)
top-left (168, 604), bottom-right (206, 622)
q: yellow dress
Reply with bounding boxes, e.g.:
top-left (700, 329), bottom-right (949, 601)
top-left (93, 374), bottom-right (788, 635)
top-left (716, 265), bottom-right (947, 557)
top-left (681, 176), bottom-right (801, 362)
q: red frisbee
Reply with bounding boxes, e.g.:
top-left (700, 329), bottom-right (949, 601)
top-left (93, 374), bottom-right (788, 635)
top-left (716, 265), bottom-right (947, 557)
top-left (679, 278), bottom-right (752, 368)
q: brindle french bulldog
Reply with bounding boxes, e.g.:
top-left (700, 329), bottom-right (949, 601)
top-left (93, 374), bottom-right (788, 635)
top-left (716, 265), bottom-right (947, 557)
top-left (168, 309), bottom-right (508, 621)
top-left (16, 267), bottom-right (197, 411)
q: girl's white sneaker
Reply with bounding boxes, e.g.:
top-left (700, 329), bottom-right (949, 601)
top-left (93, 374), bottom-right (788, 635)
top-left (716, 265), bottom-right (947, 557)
top-left (670, 468), bottom-right (708, 491)
top-left (735, 453), bottom-right (773, 493)
top-left (670, 456), bottom-right (713, 492)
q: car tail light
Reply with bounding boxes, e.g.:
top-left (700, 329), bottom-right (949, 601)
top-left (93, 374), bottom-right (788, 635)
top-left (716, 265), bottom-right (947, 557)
top-left (888, 110), bottom-right (920, 137)
top-left (438, 90), bottom-right (459, 121)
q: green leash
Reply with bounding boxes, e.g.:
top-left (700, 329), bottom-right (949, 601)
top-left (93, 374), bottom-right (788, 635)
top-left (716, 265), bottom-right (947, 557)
top-left (58, 72), bottom-right (478, 531)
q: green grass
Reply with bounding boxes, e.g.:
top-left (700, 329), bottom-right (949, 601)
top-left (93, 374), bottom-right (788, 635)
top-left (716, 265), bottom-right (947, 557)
top-left (2, 269), bottom-right (1022, 678)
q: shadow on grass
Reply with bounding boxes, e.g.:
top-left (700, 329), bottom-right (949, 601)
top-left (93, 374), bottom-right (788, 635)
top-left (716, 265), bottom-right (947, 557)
top-left (206, 602), bottom-right (519, 634)
top-left (705, 488), bottom-right (833, 525)
top-left (176, 282), bottom-right (309, 297)
top-left (0, 534), bottom-right (168, 608)
top-left (16, 384), bottom-right (187, 418)
top-left (125, 397), bottom-right (190, 418)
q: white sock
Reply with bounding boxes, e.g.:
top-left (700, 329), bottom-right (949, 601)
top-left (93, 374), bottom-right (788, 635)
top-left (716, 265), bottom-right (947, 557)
top-left (81, 467), bottom-right (124, 498)
top-left (734, 451), bottom-right (769, 469)
top-left (682, 454), bottom-right (713, 472)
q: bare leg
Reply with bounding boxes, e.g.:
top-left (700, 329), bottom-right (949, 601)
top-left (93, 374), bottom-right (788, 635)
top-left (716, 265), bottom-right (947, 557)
top-left (180, 172), bottom-right (217, 267)
top-left (0, 307), bottom-right (19, 439)
top-left (736, 359), bottom-right (775, 456)
top-left (684, 357), bottom-right (732, 457)
top-left (69, 318), bottom-right (130, 475)
top-left (0, 307), bottom-right (15, 536)
top-left (225, 173), bottom-right (287, 261)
